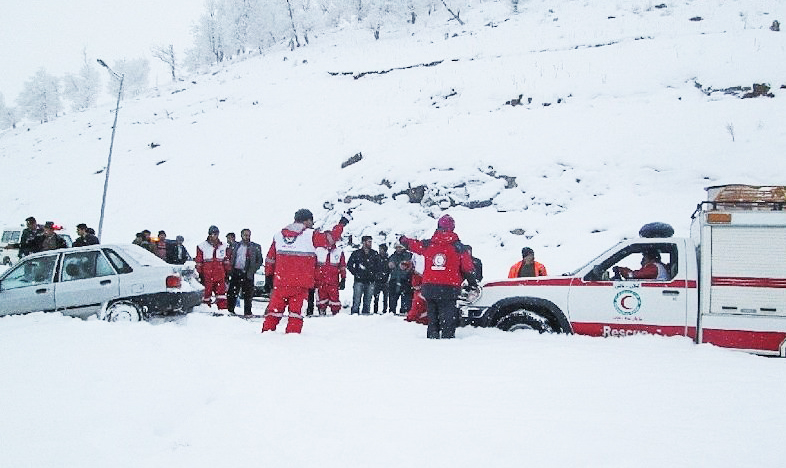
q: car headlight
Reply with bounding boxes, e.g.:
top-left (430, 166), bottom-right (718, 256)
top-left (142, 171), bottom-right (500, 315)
top-left (458, 285), bottom-right (482, 306)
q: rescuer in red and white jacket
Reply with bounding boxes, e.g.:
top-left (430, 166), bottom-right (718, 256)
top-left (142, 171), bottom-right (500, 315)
top-left (403, 253), bottom-right (429, 325)
top-left (262, 209), bottom-right (350, 334)
top-left (399, 214), bottom-right (477, 339)
top-left (195, 225), bottom-right (232, 309)
top-left (315, 244), bottom-right (347, 315)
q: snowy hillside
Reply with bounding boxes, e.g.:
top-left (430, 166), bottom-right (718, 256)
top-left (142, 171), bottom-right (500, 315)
top-left (2, 1), bottom-right (786, 467)
top-left (2, 0), bottom-right (785, 276)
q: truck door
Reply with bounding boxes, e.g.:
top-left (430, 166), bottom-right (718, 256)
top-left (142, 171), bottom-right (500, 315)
top-left (567, 241), bottom-right (691, 338)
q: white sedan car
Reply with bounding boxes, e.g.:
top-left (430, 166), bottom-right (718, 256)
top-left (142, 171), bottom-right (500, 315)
top-left (0, 244), bottom-right (204, 321)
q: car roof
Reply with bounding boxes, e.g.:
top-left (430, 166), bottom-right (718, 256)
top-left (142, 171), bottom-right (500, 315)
top-left (21, 244), bottom-right (168, 266)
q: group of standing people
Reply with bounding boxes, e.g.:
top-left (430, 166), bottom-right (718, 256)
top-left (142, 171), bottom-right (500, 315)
top-left (15, 210), bottom-right (551, 341)
top-left (15, 217), bottom-right (97, 259)
top-left (132, 229), bottom-right (192, 265)
top-left (191, 225), bottom-right (264, 315)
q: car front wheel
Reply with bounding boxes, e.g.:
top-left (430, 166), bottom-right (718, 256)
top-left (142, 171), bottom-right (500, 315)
top-left (105, 301), bottom-right (142, 322)
top-left (497, 310), bottom-right (554, 333)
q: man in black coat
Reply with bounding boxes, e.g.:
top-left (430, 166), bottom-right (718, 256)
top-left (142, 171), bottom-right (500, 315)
top-left (73, 223), bottom-right (100, 247)
top-left (226, 228), bottom-right (264, 315)
top-left (17, 216), bottom-right (43, 258)
top-left (166, 236), bottom-right (192, 264)
top-left (347, 235), bottom-right (381, 315)
top-left (387, 242), bottom-right (413, 315)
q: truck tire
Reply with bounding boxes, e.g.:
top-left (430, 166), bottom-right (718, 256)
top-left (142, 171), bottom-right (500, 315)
top-left (497, 310), bottom-right (554, 333)
top-left (105, 301), bottom-right (142, 322)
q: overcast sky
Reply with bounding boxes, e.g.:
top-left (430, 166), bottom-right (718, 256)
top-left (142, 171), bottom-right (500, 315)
top-left (0, 0), bottom-right (202, 102)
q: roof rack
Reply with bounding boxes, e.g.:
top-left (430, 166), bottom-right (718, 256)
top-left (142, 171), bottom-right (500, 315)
top-left (702, 184), bottom-right (786, 212)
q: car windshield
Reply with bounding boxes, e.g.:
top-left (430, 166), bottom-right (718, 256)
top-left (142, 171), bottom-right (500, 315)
top-left (118, 244), bottom-right (169, 267)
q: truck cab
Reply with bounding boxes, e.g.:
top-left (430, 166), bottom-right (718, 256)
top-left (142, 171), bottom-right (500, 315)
top-left (463, 236), bottom-right (698, 339)
top-left (462, 184), bottom-right (786, 356)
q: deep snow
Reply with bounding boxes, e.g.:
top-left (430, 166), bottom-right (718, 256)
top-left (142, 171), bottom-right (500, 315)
top-left (2, 0), bottom-right (786, 466)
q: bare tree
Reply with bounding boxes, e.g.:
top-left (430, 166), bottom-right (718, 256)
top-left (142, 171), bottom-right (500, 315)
top-left (440, 0), bottom-right (464, 25)
top-left (285, 0), bottom-right (301, 49)
top-left (152, 44), bottom-right (178, 82)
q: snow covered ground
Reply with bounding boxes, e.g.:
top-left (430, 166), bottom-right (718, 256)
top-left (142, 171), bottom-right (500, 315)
top-left (2, 0), bottom-right (786, 466)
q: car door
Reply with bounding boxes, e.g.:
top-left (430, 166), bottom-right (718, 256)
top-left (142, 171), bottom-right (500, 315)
top-left (567, 241), bottom-right (689, 337)
top-left (55, 250), bottom-right (120, 318)
top-left (0, 254), bottom-right (59, 315)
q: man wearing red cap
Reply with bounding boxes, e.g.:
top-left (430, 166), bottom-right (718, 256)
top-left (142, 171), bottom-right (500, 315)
top-left (262, 208), bottom-right (350, 334)
top-left (399, 214), bottom-right (478, 339)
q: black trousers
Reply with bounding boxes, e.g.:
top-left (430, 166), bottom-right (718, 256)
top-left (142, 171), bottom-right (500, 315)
top-left (388, 279), bottom-right (412, 314)
top-left (227, 269), bottom-right (254, 315)
top-left (422, 284), bottom-right (461, 339)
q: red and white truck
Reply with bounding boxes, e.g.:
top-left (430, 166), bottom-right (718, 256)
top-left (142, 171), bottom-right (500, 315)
top-left (461, 184), bottom-right (786, 356)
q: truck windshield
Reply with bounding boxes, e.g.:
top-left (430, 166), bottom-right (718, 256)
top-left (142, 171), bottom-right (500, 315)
top-left (564, 241), bottom-right (627, 276)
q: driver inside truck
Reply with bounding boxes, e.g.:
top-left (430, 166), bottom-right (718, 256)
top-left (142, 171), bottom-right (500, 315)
top-left (614, 248), bottom-right (669, 280)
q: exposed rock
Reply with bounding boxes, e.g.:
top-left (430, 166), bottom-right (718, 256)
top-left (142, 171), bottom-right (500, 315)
top-left (742, 83), bottom-right (774, 99)
top-left (341, 152), bottom-right (363, 168)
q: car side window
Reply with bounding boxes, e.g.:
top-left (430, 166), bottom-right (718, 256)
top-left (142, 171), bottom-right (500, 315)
top-left (1, 255), bottom-right (58, 290)
top-left (62, 251), bottom-right (116, 282)
top-left (103, 248), bottom-right (133, 274)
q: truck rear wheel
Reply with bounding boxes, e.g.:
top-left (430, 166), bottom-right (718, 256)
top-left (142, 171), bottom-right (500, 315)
top-left (497, 310), bottom-right (554, 333)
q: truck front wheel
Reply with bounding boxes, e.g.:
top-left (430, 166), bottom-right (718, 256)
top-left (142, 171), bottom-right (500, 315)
top-left (497, 310), bottom-right (554, 333)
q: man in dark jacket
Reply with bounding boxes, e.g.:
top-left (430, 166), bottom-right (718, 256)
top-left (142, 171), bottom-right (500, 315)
top-left (373, 244), bottom-right (390, 313)
top-left (18, 216), bottom-right (43, 258)
top-left (73, 223), bottom-right (100, 247)
top-left (166, 236), bottom-right (192, 264)
top-left (226, 228), bottom-right (265, 315)
top-left (387, 242), bottom-right (413, 315)
top-left (347, 235), bottom-right (381, 315)
top-left (38, 221), bottom-right (67, 252)
top-left (400, 215), bottom-right (477, 339)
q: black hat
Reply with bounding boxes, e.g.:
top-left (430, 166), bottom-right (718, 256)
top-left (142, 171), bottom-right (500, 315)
top-left (294, 209), bottom-right (313, 223)
top-left (642, 248), bottom-right (661, 261)
top-left (76, 223), bottom-right (88, 230)
top-left (521, 247), bottom-right (534, 257)
top-left (44, 221), bottom-right (55, 229)
top-left (208, 225), bottom-right (219, 235)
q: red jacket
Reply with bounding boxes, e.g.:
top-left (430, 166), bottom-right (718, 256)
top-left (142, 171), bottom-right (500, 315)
top-left (265, 222), bottom-right (344, 289)
top-left (195, 239), bottom-right (231, 280)
top-left (400, 230), bottom-right (475, 288)
top-left (316, 247), bottom-right (346, 287)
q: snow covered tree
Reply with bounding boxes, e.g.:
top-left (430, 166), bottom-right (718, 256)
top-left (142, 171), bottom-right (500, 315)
top-left (16, 68), bottom-right (63, 123)
top-left (187, 0), bottom-right (228, 69)
top-left (107, 58), bottom-right (150, 98)
top-left (0, 93), bottom-right (20, 130)
top-left (364, 0), bottom-right (408, 39)
top-left (152, 44), bottom-right (178, 82)
top-left (63, 51), bottom-right (101, 111)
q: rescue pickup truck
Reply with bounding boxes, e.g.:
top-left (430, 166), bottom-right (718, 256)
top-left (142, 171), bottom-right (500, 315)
top-left (461, 184), bottom-right (786, 356)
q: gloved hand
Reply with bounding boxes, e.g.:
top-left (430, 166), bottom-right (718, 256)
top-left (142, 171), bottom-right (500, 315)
top-left (339, 278), bottom-right (346, 290)
top-left (339, 210), bottom-right (353, 226)
top-left (263, 274), bottom-right (273, 294)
